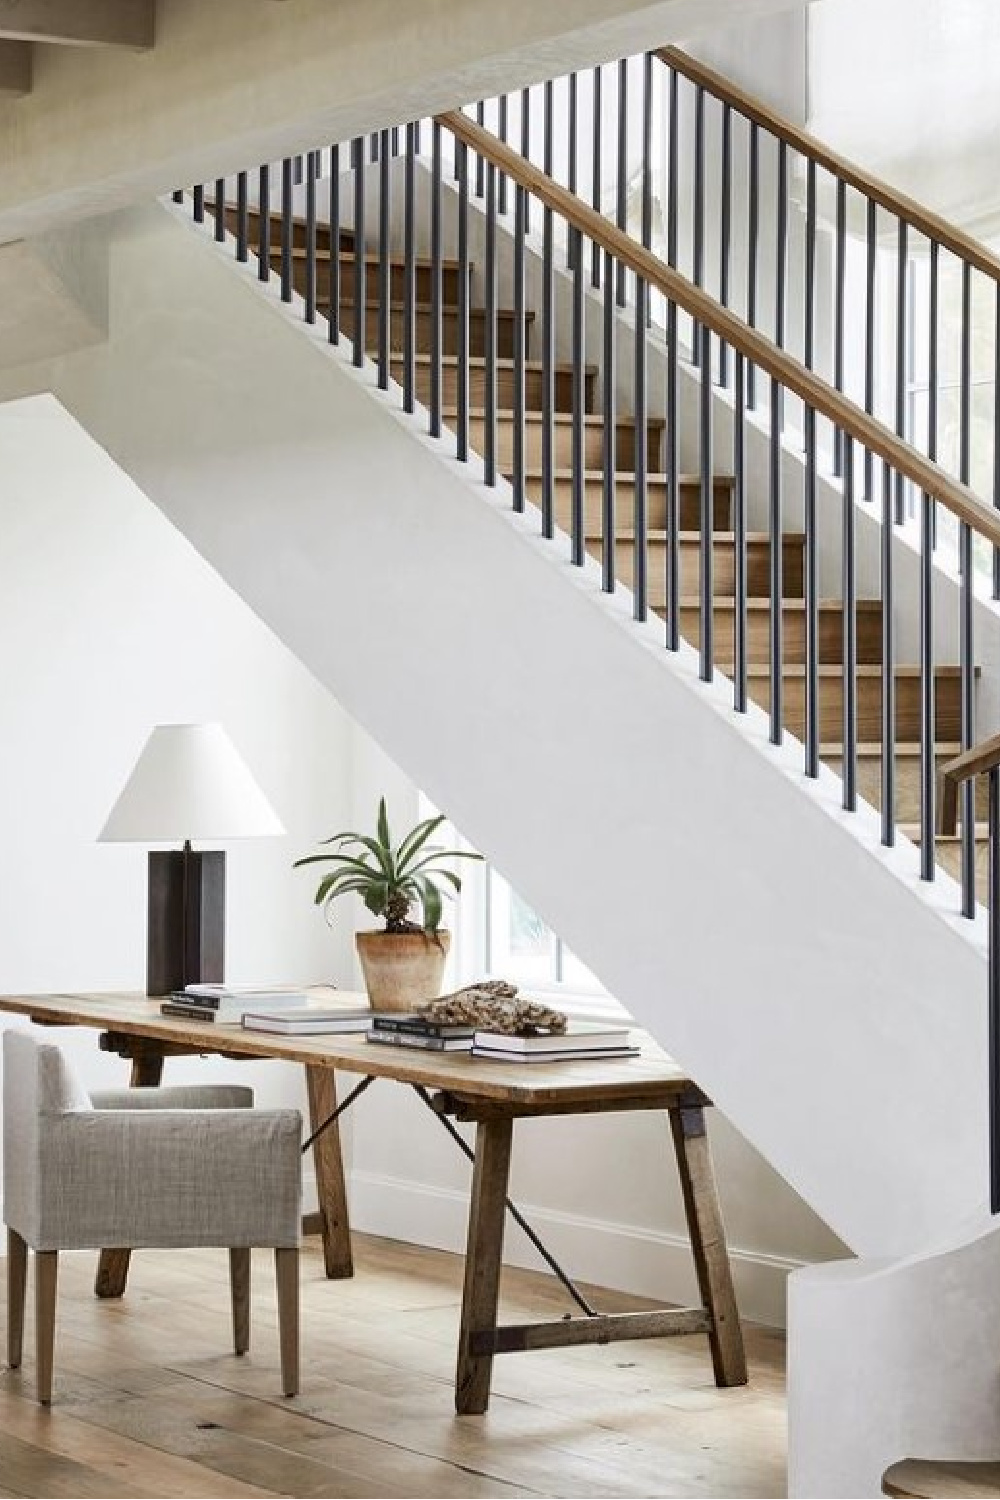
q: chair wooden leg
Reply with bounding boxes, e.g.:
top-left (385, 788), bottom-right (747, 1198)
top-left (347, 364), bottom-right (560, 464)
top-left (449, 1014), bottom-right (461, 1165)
top-left (229, 1248), bottom-right (251, 1356)
top-left (35, 1251), bottom-right (58, 1405)
top-left (7, 1229), bottom-right (27, 1370)
top-left (274, 1247), bottom-right (299, 1398)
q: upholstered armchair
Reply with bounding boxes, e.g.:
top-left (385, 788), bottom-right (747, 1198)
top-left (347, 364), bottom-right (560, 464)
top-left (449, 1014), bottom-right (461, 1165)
top-left (3, 1030), bottom-right (302, 1404)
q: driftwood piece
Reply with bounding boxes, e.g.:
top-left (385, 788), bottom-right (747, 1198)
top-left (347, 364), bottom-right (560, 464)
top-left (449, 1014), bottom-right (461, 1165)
top-left (417, 982), bottom-right (568, 1036)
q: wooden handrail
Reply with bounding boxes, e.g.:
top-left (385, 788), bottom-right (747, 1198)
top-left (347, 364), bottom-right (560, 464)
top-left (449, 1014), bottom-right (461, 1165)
top-left (436, 108), bottom-right (1000, 551)
top-left (657, 46), bottom-right (1000, 287)
top-left (939, 732), bottom-right (1000, 835)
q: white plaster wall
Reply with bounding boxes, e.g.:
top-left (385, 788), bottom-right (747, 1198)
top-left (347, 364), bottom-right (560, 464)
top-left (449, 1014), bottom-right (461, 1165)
top-left (0, 393), bottom-right (356, 1208)
top-left (5, 201), bottom-right (995, 1268)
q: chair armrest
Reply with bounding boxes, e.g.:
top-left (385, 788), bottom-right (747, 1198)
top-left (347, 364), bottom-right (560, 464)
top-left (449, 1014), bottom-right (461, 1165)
top-left (89, 1085), bottom-right (254, 1111)
top-left (37, 1107), bottom-right (302, 1252)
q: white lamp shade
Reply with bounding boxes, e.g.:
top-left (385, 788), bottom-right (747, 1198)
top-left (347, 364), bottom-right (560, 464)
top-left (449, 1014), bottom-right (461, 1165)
top-left (99, 723), bottom-right (284, 844)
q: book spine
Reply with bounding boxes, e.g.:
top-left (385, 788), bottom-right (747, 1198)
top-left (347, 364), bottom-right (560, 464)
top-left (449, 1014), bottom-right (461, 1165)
top-left (172, 992), bottom-right (221, 1010)
top-left (367, 1031), bottom-right (445, 1050)
top-left (371, 1017), bottom-right (443, 1036)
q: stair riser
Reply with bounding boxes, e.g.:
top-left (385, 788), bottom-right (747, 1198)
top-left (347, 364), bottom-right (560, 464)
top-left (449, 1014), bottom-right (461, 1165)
top-left (459, 415), bottom-right (664, 472)
top-left (823, 753), bottom-right (990, 823)
top-left (675, 605), bottom-right (882, 666)
top-left (398, 359), bottom-right (593, 414)
top-left (522, 479), bottom-right (733, 534)
top-left (606, 536), bottom-right (805, 598)
top-left (932, 838), bottom-right (989, 894)
top-left (338, 303), bottom-right (526, 360)
top-left (219, 205), bottom-right (351, 253)
top-left (287, 255), bottom-right (466, 309)
top-left (748, 674), bottom-right (963, 742)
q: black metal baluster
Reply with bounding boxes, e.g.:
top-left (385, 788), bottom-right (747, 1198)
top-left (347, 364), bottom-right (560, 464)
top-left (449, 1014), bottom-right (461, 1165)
top-left (305, 151), bottom-right (317, 324)
top-left (571, 225), bottom-right (585, 565)
top-left (544, 77), bottom-right (554, 179)
top-left (542, 139), bottom-right (555, 537)
top-left (403, 126), bottom-right (416, 409)
top-left (804, 159), bottom-right (816, 376)
top-left (666, 298), bottom-right (680, 652)
top-left (236, 171), bottom-right (249, 263)
top-left (257, 165), bottom-right (270, 281)
top-left (989, 766), bottom-right (1000, 1210)
top-left (456, 139), bottom-right (469, 460)
top-left (484, 162), bottom-right (498, 487)
top-left (667, 65), bottom-right (678, 276)
top-left (769, 371), bottom-right (783, 744)
top-left (634, 272), bottom-right (648, 622)
top-left (602, 249), bottom-right (616, 592)
top-left (281, 157), bottom-right (293, 302)
top-left (929, 241), bottom-right (939, 549)
top-left (591, 65), bottom-right (602, 288)
top-left (352, 139), bottom-right (365, 367)
top-left (567, 73), bottom-right (578, 268)
top-left (692, 82), bottom-right (705, 367)
top-left (513, 182), bottom-right (526, 512)
top-left (429, 121), bottom-right (442, 434)
top-left (843, 434), bottom-right (857, 811)
top-left (329, 144), bottom-right (342, 345)
top-left (881, 459), bottom-right (896, 846)
top-left (895, 221), bottom-right (908, 523)
top-left (864, 197), bottom-right (877, 499)
top-left (214, 178), bottom-right (225, 242)
top-left (475, 101), bottom-right (485, 199)
top-left (775, 139), bottom-right (787, 432)
top-left (719, 101), bottom-right (732, 387)
top-left (521, 87), bottom-right (531, 238)
top-left (748, 122), bottom-right (759, 407)
top-left (641, 52), bottom-right (652, 327)
top-left (833, 180), bottom-right (846, 476)
top-left (498, 93), bottom-right (509, 217)
top-left (805, 403), bottom-right (819, 778)
top-left (377, 128), bottom-right (390, 389)
top-left (960, 260), bottom-right (975, 916)
top-left (734, 352), bottom-right (748, 711)
top-left (193, 182), bottom-right (204, 223)
top-left (616, 58), bottom-right (627, 306)
top-left (920, 478), bottom-right (936, 880)
top-left (172, 189), bottom-right (184, 205)
top-left (699, 323), bottom-right (713, 679)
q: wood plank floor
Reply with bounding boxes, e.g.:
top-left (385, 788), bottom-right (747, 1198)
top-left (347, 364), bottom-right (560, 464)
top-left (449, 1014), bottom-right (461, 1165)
top-left (0, 1234), bottom-right (786, 1498)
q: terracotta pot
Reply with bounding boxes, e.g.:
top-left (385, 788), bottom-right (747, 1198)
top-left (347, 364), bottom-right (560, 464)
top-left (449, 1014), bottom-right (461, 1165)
top-left (355, 929), bottom-right (451, 1013)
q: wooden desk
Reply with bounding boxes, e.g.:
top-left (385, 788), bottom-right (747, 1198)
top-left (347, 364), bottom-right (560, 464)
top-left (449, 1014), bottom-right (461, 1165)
top-left (0, 991), bottom-right (747, 1412)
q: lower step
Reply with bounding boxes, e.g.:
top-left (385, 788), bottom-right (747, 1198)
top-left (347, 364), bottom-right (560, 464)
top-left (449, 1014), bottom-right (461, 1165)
top-left (674, 598), bottom-right (882, 667)
top-left (601, 531), bottom-right (804, 598)
top-left (453, 410), bottom-right (664, 472)
top-left (884, 1458), bottom-right (1000, 1497)
top-left (737, 665), bottom-right (965, 742)
top-left (822, 743), bottom-right (988, 823)
top-left (524, 472), bottom-right (733, 534)
top-left (906, 823), bottom-right (990, 894)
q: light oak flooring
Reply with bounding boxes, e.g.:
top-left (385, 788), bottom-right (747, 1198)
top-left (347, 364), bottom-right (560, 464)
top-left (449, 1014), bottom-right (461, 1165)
top-left (0, 1234), bottom-right (786, 1498)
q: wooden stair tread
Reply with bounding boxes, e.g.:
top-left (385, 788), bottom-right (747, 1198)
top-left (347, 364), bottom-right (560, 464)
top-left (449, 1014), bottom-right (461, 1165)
top-left (902, 823), bottom-right (991, 843)
top-left (820, 742), bottom-right (961, 758)
top-left (593, 529), bottom-right (801, 543)
top-left (674, 596), bottom-right (879, 611)
top-left (729, 665), bottom-right (967, 679)
top-left (884, 1458), bottom-right (1000, 1497)
top-left (285, 245), bottom-right (467, 274)
top-left (337, 297), bottom-right (534, 320)
top-left (527, 468), bottom-right (733, 485)
top-left (403, 352), bottom-right (596, 376)
top-left (447, 407), bottom-right (665, 427)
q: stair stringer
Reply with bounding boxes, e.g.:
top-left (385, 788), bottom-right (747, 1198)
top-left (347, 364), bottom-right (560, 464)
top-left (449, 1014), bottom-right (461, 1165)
top-left (14, 198), bottom-right (993, 1261)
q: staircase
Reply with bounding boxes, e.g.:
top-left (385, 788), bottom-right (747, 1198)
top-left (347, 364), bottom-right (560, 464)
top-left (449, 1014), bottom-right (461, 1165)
top-left (233, 194), bottom-right (987, 888)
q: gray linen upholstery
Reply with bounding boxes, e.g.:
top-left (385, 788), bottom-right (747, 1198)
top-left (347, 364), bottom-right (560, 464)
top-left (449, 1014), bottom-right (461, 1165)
top-left (89, 1085), bottom-right (254, 1111)
top-left (3, 1032), bottom-right (301, 1253)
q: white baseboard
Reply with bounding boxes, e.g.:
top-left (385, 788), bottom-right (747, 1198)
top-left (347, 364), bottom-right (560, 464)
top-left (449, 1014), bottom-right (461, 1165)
top-left (349, 1167), bottom-right (803, 1328)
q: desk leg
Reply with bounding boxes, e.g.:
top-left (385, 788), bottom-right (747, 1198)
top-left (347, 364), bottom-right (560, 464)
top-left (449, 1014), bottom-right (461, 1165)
top-left (305, 1065), bottom-right (353, 1279)
top-left (95, 1049), bottom-right (165, 1299)
top-left (668, 1102), bottom-right (747, 1387)
top-left (456, 1115), bottom-right (513, 1415)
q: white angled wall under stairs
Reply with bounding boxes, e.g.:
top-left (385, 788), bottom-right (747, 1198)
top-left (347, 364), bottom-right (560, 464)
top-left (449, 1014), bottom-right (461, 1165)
top-left (1, 198), bottom-right (994, 1268)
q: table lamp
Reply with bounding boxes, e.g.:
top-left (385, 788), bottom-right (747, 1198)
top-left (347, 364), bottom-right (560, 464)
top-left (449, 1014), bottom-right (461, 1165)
top-left (99, 723), bottom-right (284, 996)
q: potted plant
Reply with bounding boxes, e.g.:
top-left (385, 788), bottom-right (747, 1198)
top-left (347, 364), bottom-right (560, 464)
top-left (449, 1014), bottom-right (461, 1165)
top-left (294, 798), bottom-right (482, 1011)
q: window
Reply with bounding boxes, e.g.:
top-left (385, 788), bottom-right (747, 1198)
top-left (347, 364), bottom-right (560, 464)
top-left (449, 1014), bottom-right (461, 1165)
top-left (418, 794), bottom-right (631, 1020)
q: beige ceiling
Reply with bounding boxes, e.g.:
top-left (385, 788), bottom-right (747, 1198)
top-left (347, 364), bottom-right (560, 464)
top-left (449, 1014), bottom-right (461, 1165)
top-left (0, 0), bottom-right (284, 97)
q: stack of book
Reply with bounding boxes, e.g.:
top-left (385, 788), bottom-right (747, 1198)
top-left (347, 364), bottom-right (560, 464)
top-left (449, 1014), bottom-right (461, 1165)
top-left (472, 1022), bottom-right (638, 1063)
top-left (366, 1013), bottom-right (475, 1051)
top-left (160, 985), bottom-right (312, 1025)
top-left (242, 1006), bottom-right (373, 1036)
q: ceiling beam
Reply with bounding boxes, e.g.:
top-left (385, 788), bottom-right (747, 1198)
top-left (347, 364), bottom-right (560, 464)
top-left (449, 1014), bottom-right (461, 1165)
top-left (0, 1), bottom-right (153, 49)
top-left (0, 40), bottom-right (30, 94)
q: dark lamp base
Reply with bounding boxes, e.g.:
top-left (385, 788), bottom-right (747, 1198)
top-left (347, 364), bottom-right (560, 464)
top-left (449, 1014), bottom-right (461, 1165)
top-left (147, 847), bottom-right (225, 997)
